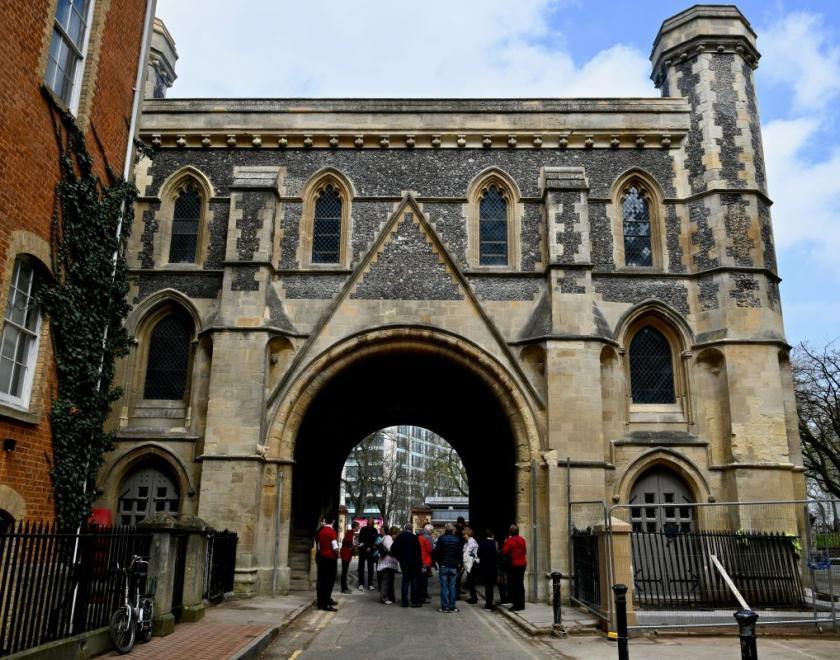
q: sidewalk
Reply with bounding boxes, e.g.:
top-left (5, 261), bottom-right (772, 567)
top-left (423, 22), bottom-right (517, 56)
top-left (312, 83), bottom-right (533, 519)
top-left (99, 593), bottom-right (314, 660)
top-left (495, 601), bottom-right (601, 635)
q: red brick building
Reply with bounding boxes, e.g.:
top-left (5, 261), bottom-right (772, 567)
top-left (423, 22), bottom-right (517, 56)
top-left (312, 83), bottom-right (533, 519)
top-left (0, 0), bottom-right (155, 526)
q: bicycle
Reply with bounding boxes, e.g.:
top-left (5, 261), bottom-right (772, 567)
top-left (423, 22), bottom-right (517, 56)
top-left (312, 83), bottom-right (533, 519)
top-left (109, 555), bottom-right (155, 654)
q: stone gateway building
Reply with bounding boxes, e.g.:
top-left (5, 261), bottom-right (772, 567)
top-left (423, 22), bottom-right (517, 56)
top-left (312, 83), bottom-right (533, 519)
top-left (96, 5), bottom-right (804, 601)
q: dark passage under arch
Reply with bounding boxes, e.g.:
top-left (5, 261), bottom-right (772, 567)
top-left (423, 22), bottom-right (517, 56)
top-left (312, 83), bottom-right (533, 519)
top-left (291, 349), bottom-right (517, 538)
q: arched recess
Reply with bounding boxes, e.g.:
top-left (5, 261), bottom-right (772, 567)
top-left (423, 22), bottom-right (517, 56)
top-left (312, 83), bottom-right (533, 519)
top-left (465, 168), bottom-right (523, 270)
top-left (694, 348), bottom-right (732, 464)
top-left (614, 300), bottom-right (693, 424)
top-left (0, 484), bottom-right (27, 522)
top-left (609, 168), bottom-right (666, 270)
top-left (616, 448), bottom-right (711, 508)
top-left (261, 326), bottom-right (544, 594)
top-left (153, 166), bottom-right (215, 267)
top-left (121, 295), bottom-right (199, 430)
top-left (267, 327), bottom-right (541, 464)
top-left (98, 442), bottom-right (195, 516)
top-left (297, 168), bottom-right (355, 269)
top-left (600, 345), bottom-right (623, 446)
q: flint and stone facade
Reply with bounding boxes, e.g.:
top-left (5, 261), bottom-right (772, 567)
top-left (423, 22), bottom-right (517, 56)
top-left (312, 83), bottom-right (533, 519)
top-left (95, 5), bottom-right (804, 600)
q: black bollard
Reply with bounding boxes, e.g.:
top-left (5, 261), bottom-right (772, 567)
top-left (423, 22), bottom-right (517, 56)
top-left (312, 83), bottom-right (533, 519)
top-left (734, 609), bottom-right (759, 660)
top-left (612, 584), bottom-right (629, 660)
top-left (550, 572), bottom-right (566, 638)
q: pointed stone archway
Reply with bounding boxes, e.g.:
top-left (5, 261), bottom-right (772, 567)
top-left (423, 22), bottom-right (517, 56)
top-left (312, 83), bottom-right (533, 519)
top-left (261, 326), bottom-right (544, 596)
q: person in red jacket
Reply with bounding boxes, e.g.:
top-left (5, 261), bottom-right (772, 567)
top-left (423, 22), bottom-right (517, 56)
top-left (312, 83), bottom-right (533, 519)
top-left (417, 523), bottom-right (434, 603)
top-left (339, 521), bottom-right (359, 594)
top-left (501, 524), bottom-right (527, 611)
top-left (316, 516), bottom-right (339, 611)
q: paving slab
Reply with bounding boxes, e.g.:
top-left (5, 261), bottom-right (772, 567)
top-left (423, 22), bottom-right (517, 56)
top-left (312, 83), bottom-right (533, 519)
top-left (98, 593), bottom-right (314, 660)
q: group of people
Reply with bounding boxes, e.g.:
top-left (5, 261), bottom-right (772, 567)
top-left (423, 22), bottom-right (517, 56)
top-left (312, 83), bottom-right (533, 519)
top-left (315, 515), bottom-right (527, 614)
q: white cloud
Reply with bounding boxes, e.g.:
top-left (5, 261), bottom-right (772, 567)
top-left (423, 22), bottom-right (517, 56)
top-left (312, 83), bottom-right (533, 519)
top-left (155, 0), bottom-right (655, 98)
top-left (763, 118), bottom-right (840, 260)
top-left (759, 12), bottom-right (840, 279)
top-left (760, 12), bottom-right (840, 113)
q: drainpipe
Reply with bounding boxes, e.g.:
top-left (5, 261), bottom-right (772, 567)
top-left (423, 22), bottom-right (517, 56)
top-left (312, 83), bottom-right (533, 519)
top-left (272, 468), bottom-right (284, 595)
top-left (531, 458), bottom-right (539, 601)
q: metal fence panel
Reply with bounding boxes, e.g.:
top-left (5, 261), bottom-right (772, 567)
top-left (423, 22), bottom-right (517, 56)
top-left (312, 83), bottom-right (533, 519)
top-left (0, 522), bottom-right (150, 657)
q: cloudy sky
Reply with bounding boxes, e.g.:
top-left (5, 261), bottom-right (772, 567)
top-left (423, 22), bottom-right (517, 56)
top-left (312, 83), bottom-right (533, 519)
top-left (156, 0), bottom-right (840, 347)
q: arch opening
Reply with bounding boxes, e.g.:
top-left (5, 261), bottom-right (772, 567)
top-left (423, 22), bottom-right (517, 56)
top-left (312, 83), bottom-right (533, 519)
top-left (290, 349), bottom-right (518, 539)
top-left (340, 425), bottom-right (468, 528)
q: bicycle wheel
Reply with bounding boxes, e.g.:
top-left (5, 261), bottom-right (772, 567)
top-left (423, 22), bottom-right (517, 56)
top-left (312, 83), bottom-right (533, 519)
top-left (138, 598), bottom-right (154, 642)
top-left (109, 607), bottom-right (135, 654)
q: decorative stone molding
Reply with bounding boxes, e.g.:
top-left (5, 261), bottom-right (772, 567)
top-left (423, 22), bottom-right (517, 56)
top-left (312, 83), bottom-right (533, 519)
top-left (139, 130), bottom-right (686, 151)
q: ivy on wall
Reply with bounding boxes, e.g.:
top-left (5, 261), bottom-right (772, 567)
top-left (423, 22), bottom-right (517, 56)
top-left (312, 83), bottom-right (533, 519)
top-left (41, 89), bottom-right (138, 528)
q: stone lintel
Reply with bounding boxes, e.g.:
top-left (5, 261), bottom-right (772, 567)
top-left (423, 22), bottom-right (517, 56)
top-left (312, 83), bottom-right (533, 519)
top-left (540, 166), bottom-right (589, 193)
top-left (230, 165), bottom-right (282, 191)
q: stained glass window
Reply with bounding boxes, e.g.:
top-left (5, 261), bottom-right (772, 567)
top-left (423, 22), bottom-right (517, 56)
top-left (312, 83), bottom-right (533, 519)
top-left (312, 185), bottom-right (342, 264)
top-left (479, 186), bottom-right (508, 265)
top-left (629, 325), bottom-right (675, 404)
top-left (169, 186), bottom-right (201, 263)
top-left (622, 186), bottom-right (653, 267)
top-left (144, 314), bottom-right (192, 400)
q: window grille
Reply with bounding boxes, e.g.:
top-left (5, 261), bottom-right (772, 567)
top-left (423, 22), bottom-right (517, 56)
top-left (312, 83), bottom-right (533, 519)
top-left (169, 186), bottom-right (201, 263)
top-left (143, 314), bottom-right (192, 400)
top-left (479, 186), bottom-right (508, 265)
top-left (44, 0), bottom-right (91, 106)
top-left (311, 185), bottom-right (342, 263)
top-left (0, 258), bottom-right (42, 407)
top-left (629, 325), bottom-right (675, 404)
top-left (622, 186), bottom-right (653, 267)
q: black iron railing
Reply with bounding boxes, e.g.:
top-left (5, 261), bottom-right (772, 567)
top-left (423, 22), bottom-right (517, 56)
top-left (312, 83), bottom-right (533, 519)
top-left (203, 530), bottom-right (237, 603)
top-left (0, 521), bottom-right (151, 657)
top-left (571, 528), bottom-right (600, 609)
top-left (631, 529), bottom-right (804, 609)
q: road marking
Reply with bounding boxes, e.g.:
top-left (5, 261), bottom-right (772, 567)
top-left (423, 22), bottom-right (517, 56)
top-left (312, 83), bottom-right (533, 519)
top-left (764, 638), bottom-right (822, 659)
top-left (288, 650), bottom-right (302, 660)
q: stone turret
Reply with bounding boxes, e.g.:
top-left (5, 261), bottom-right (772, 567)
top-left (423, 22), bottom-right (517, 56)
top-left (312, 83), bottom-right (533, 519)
top-left (652, 6), bottom-right (801, 506)
top-left (145, 17), bottom-right (178, 99)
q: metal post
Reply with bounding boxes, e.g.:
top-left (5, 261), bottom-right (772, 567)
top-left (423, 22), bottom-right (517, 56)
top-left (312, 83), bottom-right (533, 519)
top-left (734, 609), bottom-right (758, 660)
top-left (550, 571), bottom-right (566, 638)
top-left (613, 584), bottom-right (629, 660)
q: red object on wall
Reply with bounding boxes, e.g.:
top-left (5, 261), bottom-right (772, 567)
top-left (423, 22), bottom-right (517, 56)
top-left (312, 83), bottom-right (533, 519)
top-left (89, 508), bottom-right (112, 526)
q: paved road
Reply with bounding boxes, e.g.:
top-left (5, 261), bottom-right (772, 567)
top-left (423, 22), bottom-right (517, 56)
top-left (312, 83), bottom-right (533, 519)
top-left (261, 576), bottom-right (840, 659)
top-left (261, 581), bottom-right (547, 659)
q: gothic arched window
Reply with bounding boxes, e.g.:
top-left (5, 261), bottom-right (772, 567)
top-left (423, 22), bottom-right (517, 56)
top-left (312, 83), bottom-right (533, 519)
top-left (479, 185), bottom-right (508, 265)
top-left (169, 186), bottom-right (201, 263)
top-left (622, 185), bottom-right (653, 267)
top-left (629, 325), bottom-right (675, 404)
top-left (143, 314), bottom-right (192, 400)
top-left (311, 185), bottom-right (342, 264)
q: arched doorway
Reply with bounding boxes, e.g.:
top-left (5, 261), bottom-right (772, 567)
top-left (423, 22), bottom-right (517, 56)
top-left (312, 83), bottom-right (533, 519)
top-left (629, 466), bottom-right (694, 533)
top-left (265, 328), bottom-right (542, 595)
top-left (290, 349), bottom-right (517, 538)
top-left (118, 460), bottom-right (181, 526)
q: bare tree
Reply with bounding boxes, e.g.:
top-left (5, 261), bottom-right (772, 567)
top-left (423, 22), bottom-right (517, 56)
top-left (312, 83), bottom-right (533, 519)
top-left (425, 446), bottom-right (468, 497)
top-left (341, 434), bottom-right (383, 519)
top-left (794, 342), bottom-right (840, 500)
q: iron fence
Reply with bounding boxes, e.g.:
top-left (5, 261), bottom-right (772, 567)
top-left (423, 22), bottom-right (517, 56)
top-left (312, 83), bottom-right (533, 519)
top-left (203, 530), bottom-right (237, 603)
top-left (630, 529), bottom-right (803, 608)
top-left (0, 521), bottom-right (150, 657)
top-left (608, 499), bottom-right (840, 631)
top-left (568, 499), bottom-right (610, 621)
